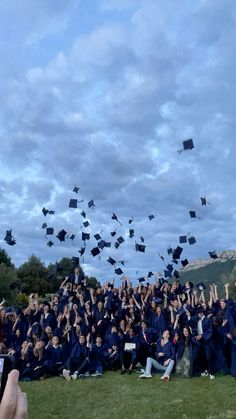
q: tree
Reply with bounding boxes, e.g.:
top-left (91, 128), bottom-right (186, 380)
top-left (0, 262), bottom-right (18, 303)
top-left (0, 248), bottom-right (13, 268)
top-left (17, 254), bottom-right (50, 295)
top-left (85, 276), bottom-right (101, 288)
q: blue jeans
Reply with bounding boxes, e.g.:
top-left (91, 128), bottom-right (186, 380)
top-left (145, 357), bottom-right (175, 376)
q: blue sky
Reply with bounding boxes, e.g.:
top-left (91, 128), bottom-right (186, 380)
top-left (0, 0), bottom-right (235, 282)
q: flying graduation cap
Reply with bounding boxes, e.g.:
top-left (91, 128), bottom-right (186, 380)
top-left (111, 212), bottom-right (122, 226)
top-left (188, 236), bottom-right (196, 245)
top-left (209, 250), bottom-right (218, 259)
top-left (47, 240), bottom-right (54, 247)
top-left (82, 232), bottom-right (90, 241)
top-left (115, 268), bottom-right (123, 275)
top-left (110, 231), bottom-right (116, 237)
top-left (91, 247), bottom-right (100, 257)
top-left (189, 210), bottom-right (201, 219)
top-left (128, 218), bottom-right (133, 224)
top-left (200, 196), bottom-right (210, 206)
top-left (107, 257), bottom-right (116, 265)
top-left (178, 139), bottom-right (194, 153)
top-left (129, 229), bottom-right (134, 238)
top-left (73, 185), bottom-right (80, 193)
top-left (79, 247), bottom-right (85, 256)
top-left (46, 227), bottom-right (54, 235)
top-left (56, 229), bottom-right (67, 242)
top-left (148, 214), bottom-right (155, 221)
top-left (135, 243), bottom-right (146, 253)
top-left (88, 200), bottom-right (95, 209)
top-left (83, 221), bottom-right (90, 228)
top-left (4, 230), bottom-right (16, 246)
top-left (81, 211), bottom-right (86, 219)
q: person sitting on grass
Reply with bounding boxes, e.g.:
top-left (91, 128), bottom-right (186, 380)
top-left (62, 334), bottom-right (90, 381)
top-left (120, 327), bottom-right (138, 374)
top-left (139, 329), bottom-right (175, 381)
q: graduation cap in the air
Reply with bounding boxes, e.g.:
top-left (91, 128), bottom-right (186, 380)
top-left (56, 229), bottom-right (67, 242)
top-left (200, 196), bottom-right (210, 206)
top-left (111, 212), bottom-right (122, 226)
top-left (118, 260), bottom-right (125, 266)
top-left (94, 233), bottom-right (101, 241)
top-left (188, 236), bottom-right (196, 245)
top-left (164, 270), bottom-right (172, 278)
top-left (115, 268), bottom-right (123, 275)
top-left (148, 214), bottom-right (155, 221)
top-left (82, 232), bottom-right (90, 241)
top-left (69, 199), bottom-right (78, 208)
top-left (129, 229), bottom-right (134, 238)
top-left (83, 221), bottom-right (90, 228)
top-left (117, 236), bottom-right (124, 244)
top-left (178, 139), bottom-right (194, 153)
top-left (148, 271), bottom-right (154, 278)
top-left (79, 247), bottom-right (85, 256)
top-left (4, 230), bottom-right (16, 246)
top-left (98, 240), bottom-right (107, 250)
top-left (181, 259), bottom-right (189, 267)
top-left (196, 282), bottom-right (206, 292)
top-left (70, 234), bottom-right (76, 241)
top-left (81, 211), bottom-right (86, 219)
top-left (107, 257), bottom-right (116, 266)
top-left (114, 241), bottom-right (120, 249)
top-left (140, 236), bottom-right (144, 243)
top-left (46, 227), bottom-right (54, 235)
top-left (158, 252), bottom-right (165, 261)
top-left (172, 246), bottom-right (183, 260)
top-left (173, 270), bottom-right (180, 279)
top-left (135, 243), bottom-right (146, 253)
top-left (49, 210), bottom-right (55, 215)
top-left (73, 185), bottom-right (80, 194)
top-left (88, 200), bottom-right (95, 208)
top-left (47, 240), bottom-right (54, 247)
top-left (179, 235), bottom-right (187, 244)
top-left (138, 277), bottom-right (146, 283)
top-left (105, 242), bottom-right (111, 248)
top-left (167, 247), bottom-right (173, 255)
top-left (110, 231), bottom-right (116, 237)
top-left (189, 210), bottom-right (201, 219)
top-left (209, 250), bottom-right (217, 259)
top-left (42, 223), bottom-right (47, 229)
top-left (128, 218), bottom-right (133, 224)
top-left (91, 247), bottom-right (100, 257)
top-left (166, 264), bottom-right (174, 273)
top-left (42, 207), bottom-right (49, 216)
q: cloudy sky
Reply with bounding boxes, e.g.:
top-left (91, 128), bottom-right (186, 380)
top-left (0, 0), bottom-right (235, 282)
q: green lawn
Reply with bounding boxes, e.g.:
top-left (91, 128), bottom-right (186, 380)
top-left (21, 372), bottom-right (236, 419)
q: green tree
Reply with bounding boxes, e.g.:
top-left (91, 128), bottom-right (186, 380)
top-left (85, 276), bottom-right (101, 288)
top-left (0, 247), bottom-right (13, 268)
top-left (17, 254), bottom-right (50, 295)
top-left (0, 262), bottom-right (18, 303)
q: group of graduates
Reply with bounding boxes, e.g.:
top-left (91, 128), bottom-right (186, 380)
top-left (0, 267), bottom-right (236, 382)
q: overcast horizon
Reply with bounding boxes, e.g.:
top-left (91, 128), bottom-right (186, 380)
top-left (0, 0), bottom-right (236, 282)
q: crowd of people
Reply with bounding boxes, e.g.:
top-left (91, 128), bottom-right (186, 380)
top-left (0, 267), bottom-right (236, 382)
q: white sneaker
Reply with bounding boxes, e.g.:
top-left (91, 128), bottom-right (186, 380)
top-left (91, 371), bottom-right (103, 377)
top-left (71, 372), bottom-right (78, 381)
top-left (201, 370), bottom-right (209, 377)
top-left (62, 369), bottom-right (71, 381)
top-left (139, 373), bottom-right (152, 379)
top-left (209, 374), bottom-right (215, 380)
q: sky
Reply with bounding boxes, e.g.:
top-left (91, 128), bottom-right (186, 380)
top-left (0, 0), bottom-right (236, 282)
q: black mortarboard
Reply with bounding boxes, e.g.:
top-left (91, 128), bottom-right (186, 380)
top-left (88, 200), bottom-right (95, 208)
top-left (188, 236), bottom-right (196, 245)
top-left (111, 212), bottom-right (122, 226)
top-left (178, 139), bottom-right (194, 153)
top-left (47, 240), bottom-right (54, 247)
top-left (135, 243), bottom-right (146, 253)
top-left (82, 232), bottom-right (90, 241)
top-left (172, 259), bottom-right (178, 264)
top-left (166, 264), bottom-right (173, 272)
top-left (71, 257), bottom-right (80, 265)
top-left (117, 236), bottom-right (124, 244)
top-left (179, 235), bottom-right (187, 244)
top-left (73, 185), bottom-right (79, 193)
top-left (110, 231), bottom-right (116, 237)
top-left (167, 247), bottom-right (173, 255)
top-left (56, 229), bottom-right (67, 242)
top-left (42, 207), bottom-right (49, 216)
top-left (181, 259), bottom-right (189, 267)
top-left (196, 282), bottom-right (206, 291)
top-left (49, 210), bottom-right (55, 215)
top-left (83, 221), bottom-right (90, 228)
top-left (158, 252), bottom-right (165, 261)
top-left (70, 234), bottom-right (76, 240)
top-left (91, 247), bottom-right (100, 257)
top-left (81, 211), bottom-right (86, 219)
top-left (140, 236), bottom-right (144, 243)
top-left (209, 250), bottom-right (217, 259)
top-left (148, 271), bottom-right (154, 278)
top-left (164, 270), bottom-right (172, 278)
top-left (114, 241), bottom-right (120, 249)
top-left (104, 242), bottom-right (111, 248)
top-left (69, 199), bottom-right (78, 208)
top-left (98, 239), bottom-right (106, 250)
top-left (107, 257), bottom-right (116, 265)
top-left (173, 270), bottom-right (180, 279)
top-left (200, 196), bottom-right (210, 206)
top-left (79, 247), bottom-right (85, 256)
top-left (115, 268), bottom-right (123, 275)
top-left (189, 210), bottom-right (196, 218)
top-left (129, 218), bottom-right (133, 224)
top-left (118, 260), bottom-right (125, 265)
top-left (4, 230), bottom-right (16, 246)
top-left (129, 229), bottom-right (134, 238)
top-left (138, 277), bottom-right (145, 283)
top-left (148, 214), bottom-right (155, 220)
top-left (94, 233), bottom-right (101, 241)
top-left (172, 246), bottom-right (183, 260)
top-left (42, 223), bottom-right (47, 229)
top-left (46, 227), bottom-right (54, 235)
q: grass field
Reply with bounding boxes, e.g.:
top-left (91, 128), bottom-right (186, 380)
top-left (21, 372), bottom-right (236, 419)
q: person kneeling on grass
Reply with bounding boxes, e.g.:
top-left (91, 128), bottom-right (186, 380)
top-left (139, 330), bottom-right (175, 381)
